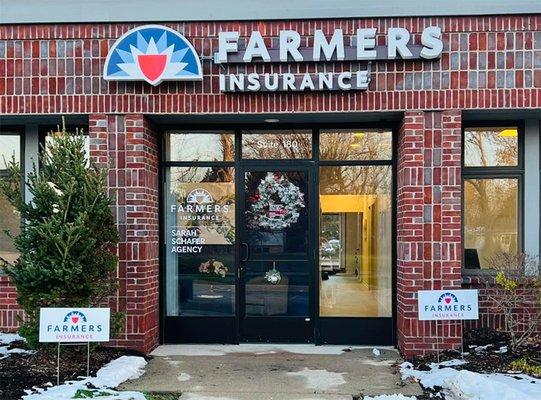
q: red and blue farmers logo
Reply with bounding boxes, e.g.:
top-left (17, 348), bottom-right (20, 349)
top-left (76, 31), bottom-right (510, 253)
top-left (438, 292), bottom-right (458, 305)
top-left (63, 310), bottom-right (87, 324)
top-left (103, 25), bottom-right (203, 86)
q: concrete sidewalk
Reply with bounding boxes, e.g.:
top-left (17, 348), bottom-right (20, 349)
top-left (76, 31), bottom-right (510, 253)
top-left (120, 344), bottom-right (423, 399)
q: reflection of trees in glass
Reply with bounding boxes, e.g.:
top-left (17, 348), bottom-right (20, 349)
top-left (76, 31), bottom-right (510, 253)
top-left (464, 179), bottom-right (518, 267)
top-left (465, 128), bottom-right (518, 167)
top-left (320, 166), bottom-right (391, 195)
top-left (242, 130), bottom-right (312, 159)
top-left (169, 133), bottom-right (235, 161)
top-left (320, 130), bottom-right (392, 160)
top-left (0, 135), bottom-right (21, 259)
top-left (464, 127), bottom-right (520, 268)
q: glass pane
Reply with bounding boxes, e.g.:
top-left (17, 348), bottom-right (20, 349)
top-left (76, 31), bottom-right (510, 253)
top-left (166, 132), bottom-right (235, 162)
top-left (464, 127), bottom-right (519, 167)
top-left (165, 166), bottom-right (236, 316)
top-left (242, 130), bottom-right (312, 159)
top-left (464, 178), bottom-right (518, 269)
top-left (243, 170), bottom-right (309, 316)
top-left (0, 134), bottom-right (21, 266)
top-left (320, 129), bottom-right (392, 160)
top-left (319, 166), bottom-right (392, 317)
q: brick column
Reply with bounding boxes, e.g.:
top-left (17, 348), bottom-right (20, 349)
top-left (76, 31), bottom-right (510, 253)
top-left (396, 110), bottom-right (463, 357)
top-left (89, 114), bottom-right (159, 353)
top-left (0, 276), bottom-right (22, 331)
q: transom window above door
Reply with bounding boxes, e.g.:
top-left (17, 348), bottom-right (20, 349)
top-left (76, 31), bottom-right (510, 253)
top-left (241, 130), bottom-right (312, 159)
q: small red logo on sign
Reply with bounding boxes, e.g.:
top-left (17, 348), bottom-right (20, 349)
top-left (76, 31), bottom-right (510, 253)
top-left (137, 54), bottom-right (167, 82)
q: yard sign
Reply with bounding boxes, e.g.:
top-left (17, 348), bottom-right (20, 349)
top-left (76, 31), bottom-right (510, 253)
top-left (418, 289), bottom-right (479, 321)
top-left (39, 307), bottom-right (110, 343)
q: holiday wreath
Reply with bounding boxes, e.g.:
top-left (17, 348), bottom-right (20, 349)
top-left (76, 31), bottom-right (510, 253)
top-left (247, 172), bottom-right (305, 230)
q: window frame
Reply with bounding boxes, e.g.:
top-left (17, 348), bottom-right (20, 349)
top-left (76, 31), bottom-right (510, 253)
top-left (0, 127), bottom-right (25, 273)
top-left (461, 121), bottom-right (525, 274)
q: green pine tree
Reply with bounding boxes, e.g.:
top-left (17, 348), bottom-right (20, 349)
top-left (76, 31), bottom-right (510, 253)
top-left (0, 125), bottom-right (120, 347)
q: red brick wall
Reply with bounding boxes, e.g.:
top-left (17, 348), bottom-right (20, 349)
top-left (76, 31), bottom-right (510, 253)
top-left (397, 110), bottom-right (463, 357)
top-left (0, 276), bottom-right (22, 331)
top-left (0, 15), bottom-right (540, 114)
top-left (463, 276), bottom-right (541, 335)
top-left (88, 114), bottom-right (160, 352)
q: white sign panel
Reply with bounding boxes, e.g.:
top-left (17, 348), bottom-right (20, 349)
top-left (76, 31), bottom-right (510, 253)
top-left (418, 290), bottom-right (479, 321)
top-left (39, 308), bottom-right (110, 343)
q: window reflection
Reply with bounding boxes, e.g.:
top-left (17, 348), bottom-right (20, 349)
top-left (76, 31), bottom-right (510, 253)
top-left (464, 178), bottom-right (519, 269)
top-left (319, 166), bottom-right (392, 317)
top-left (165, 166), bottom-right (236, 316)
top-left (464, 127), bottom-right (519, 167)
top-left (166, 132), bottom-right (235, 162)
top-left (0, 134), bottom-right (21, 266)
top-left (242, 130), bottom-right (312, 159)
top-left (320, 130), bottom-right (392, 161)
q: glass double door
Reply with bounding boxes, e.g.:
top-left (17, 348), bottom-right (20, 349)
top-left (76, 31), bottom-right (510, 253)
top-left (238, 164), bottom-right (315, 342)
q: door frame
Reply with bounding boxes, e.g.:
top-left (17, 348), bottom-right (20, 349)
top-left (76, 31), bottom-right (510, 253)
top-left (236, 161), bottom-right (317, 342)
top-left (158, 124), bottom-right (398, 346)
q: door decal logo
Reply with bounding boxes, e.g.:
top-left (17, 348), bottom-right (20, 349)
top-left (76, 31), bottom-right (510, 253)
top-left (103, 25), bottom-right (203, 86)
top-left (186, 188), bottom-right (214, 205)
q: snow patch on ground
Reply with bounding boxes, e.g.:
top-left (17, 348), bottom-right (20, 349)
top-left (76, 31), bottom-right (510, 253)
top-left (401, 359), bottom-right (541, 400)
top-left (0, 332), bottom-right (25, 344)
top-left (0, 332), bottom-right (34, 359)
top-left (152, 344), bottom-right (394, 356)
top-left (286, 368), bottom-right (347, 391)
top-left (364, 395), bottom-right (417, 400)
top-left (177, 372), bottom-right (192, 382)
top-left (22, 355), bottom-right (147, 400)
top-left (494, 345), bottom-right (508, 354)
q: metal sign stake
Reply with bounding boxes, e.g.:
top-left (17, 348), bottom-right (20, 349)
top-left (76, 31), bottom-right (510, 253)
top-left (56, 342), bottom-right (91, 386)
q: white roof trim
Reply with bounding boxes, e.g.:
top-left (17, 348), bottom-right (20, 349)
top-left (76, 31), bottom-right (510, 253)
top-left (1, 0), bottom-right (540, 24)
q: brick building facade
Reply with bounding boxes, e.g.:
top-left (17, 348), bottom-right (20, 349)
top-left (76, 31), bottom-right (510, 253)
top-left (1, 7), bottom-right (540, 357)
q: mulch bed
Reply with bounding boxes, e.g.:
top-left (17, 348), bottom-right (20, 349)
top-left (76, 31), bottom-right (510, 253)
top-left (0, 340), bottom-right (148, 400)
top-left (400, 329), bottom-right (541, 399)
top-left (410, 328), bottom-right (541, 375)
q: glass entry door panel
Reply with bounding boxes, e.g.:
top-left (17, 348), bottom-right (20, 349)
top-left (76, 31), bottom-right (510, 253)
top-left (239, 167), bottom-right (314, 342)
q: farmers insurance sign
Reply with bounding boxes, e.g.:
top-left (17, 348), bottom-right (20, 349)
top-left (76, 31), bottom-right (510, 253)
top-left (418, 290), bottom-right (479, 321)
top-left (39, 308), bottom-right (110, 342)
top-left (104, 25), bottom-right (443, 92)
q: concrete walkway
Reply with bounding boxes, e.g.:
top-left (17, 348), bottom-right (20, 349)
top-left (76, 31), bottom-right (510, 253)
top-left (120, 344), bottom-right (423, 399)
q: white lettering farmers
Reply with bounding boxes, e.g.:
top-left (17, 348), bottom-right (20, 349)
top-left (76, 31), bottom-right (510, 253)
top-left (216, 26), bottom-right (443, 64)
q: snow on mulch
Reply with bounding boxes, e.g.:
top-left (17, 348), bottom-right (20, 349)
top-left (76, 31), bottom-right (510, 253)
top-left (401, 359), bottom-right (541, 400)
top-left (0, 332), bottom-right (34, 359)
top-left (22, 355), bottom-right (148, 399)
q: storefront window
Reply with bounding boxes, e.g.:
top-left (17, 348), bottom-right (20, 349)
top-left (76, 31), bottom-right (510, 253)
top-left (242, 130), bottom-right (312, 159)
top-left (463, 125), bottom-right (522, 270)
top-left (166, 132), bottom-right (235, 162)
top-left (0, 133), bottom-right (21, 266)
top-left (165, 166), bottom-right (236, 316)
top-left (320, 129), bottom-right (392, 161)
top-left (464, 127), bottom-right (519, 167)
top-left (319, 165), bottom-right (392, 317)
top-left (464, 178), bottom-right (519, 269)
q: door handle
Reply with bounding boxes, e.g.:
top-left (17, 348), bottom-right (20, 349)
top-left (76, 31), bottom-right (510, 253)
top-left (240, 242), bottom-right (250, 262)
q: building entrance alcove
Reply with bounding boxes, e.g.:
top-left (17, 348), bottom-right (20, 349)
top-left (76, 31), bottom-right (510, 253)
top-left (161, 126), bottom-right (396, 345)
